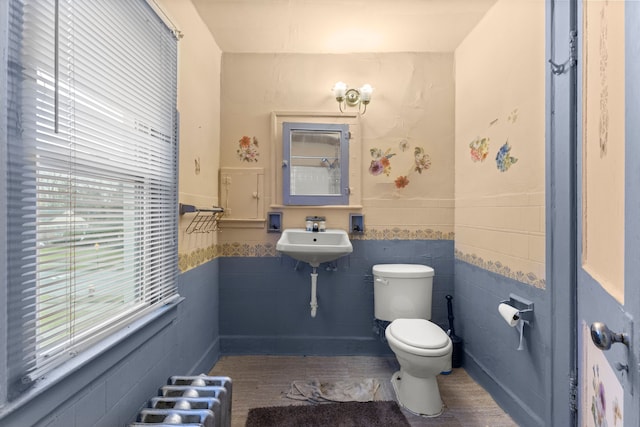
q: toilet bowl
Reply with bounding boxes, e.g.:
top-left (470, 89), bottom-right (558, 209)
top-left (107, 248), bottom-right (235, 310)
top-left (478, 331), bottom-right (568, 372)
top-left (385, 318), bottom-right (452, 416)
top-left (372, 264), bottom-right (453, 417)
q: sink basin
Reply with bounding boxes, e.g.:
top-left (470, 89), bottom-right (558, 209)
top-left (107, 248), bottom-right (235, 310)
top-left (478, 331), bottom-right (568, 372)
top-left (276, 228), bottom-right (353, 266)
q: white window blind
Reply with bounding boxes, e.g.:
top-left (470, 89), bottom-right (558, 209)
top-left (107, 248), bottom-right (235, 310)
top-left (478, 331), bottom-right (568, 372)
top-left (5, 0), bottom-right (178, 394)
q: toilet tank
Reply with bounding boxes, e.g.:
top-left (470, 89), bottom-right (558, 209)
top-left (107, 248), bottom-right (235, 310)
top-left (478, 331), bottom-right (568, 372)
top-left (373, 264), bottom-right (435, 321)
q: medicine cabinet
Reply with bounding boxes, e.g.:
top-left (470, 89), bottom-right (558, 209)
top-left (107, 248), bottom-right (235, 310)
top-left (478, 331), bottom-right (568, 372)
top-left (283, 122), bottom-right (349, 205)
top-left (271, 112), bottom-right (362, 208)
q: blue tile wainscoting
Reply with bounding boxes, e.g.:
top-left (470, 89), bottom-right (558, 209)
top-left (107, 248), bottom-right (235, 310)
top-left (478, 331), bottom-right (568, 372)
top-left (218, 239), bottom-right (455, 355)
top-left (0, 241), bottom-right (552, 427)
top-left (454, 258), bottom-right (549, 427)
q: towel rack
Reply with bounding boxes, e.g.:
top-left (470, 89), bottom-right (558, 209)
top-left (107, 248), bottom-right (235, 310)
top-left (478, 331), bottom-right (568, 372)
top-left (179, 203), bottom-right (224, 234)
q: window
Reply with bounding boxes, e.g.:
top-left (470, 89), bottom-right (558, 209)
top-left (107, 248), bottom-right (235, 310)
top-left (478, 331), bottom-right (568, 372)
top-left (4, 0), bottom-right (178, 396)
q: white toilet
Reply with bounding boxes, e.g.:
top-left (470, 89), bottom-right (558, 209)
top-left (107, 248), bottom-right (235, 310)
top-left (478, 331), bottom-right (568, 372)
top-left (373, 264), bottom-right (452, 417)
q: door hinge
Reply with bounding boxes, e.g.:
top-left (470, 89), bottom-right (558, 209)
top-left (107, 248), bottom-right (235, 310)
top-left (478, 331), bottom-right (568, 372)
top-left (569, 374), bottom-right (578, 413)
top-left (549, 29), bottom-right (578, 75)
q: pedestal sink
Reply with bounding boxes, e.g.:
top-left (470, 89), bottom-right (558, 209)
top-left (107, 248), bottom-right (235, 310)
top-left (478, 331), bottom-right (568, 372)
top-left (276, 229), bottom-right (353, 317)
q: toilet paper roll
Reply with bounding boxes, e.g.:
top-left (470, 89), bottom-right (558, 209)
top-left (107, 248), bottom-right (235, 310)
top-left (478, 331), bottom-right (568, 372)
top-left (498, 303), bottom-right (520, 327)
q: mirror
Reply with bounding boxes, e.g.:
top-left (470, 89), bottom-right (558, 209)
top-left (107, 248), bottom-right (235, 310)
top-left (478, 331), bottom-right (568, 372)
top-left (282, 122), bottom-right (349, 205)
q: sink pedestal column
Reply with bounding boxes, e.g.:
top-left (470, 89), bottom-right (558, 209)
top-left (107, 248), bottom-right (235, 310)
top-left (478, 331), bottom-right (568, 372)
top-left (310, 267), bottom-right (318, 317)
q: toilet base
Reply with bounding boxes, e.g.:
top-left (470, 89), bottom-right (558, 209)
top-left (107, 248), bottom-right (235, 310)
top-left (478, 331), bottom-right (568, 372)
top-left (390, 370), bottom-right (444, 417)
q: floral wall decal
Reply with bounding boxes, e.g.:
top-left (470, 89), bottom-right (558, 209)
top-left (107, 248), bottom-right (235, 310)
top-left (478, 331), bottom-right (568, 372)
top-left (590, 369), bottom-right (622, 427)
top-left (495, 141), bottom-right (518, 172)
top-left (597, 1), bottom-right (610, 157)
top-left (413, 147), bottom-right (431, 173)
top-left (370, 141), bottom-right (432, 189)
top-left (394, 175), bottom-right (410, 189)
top-left (590, 365), bottom-right (606, 427)
top-left (399, 145), bottom-right (431, 189)
top-left (368, 147), bottom-right (396, 176)
top-left (469, 137), bottom-right (490, 162)
top-left (237, 135), bottom-right (259, 162)
top-left (467, 107), bottom-right (521, 171)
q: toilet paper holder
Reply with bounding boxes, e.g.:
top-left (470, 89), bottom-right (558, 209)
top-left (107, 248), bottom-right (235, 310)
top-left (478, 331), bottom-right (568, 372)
top-left (500, 294), bottom-right (534, 324)
top-left (499, 294), bottom-right (534, 351)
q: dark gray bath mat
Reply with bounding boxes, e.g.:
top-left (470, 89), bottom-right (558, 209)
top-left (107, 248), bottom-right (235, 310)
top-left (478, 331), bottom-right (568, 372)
top-left (245, 400), bottom-right (411, 427)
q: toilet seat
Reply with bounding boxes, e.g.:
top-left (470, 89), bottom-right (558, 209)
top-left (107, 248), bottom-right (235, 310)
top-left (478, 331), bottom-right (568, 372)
top-left (386, 319), bottom-right (452, 357)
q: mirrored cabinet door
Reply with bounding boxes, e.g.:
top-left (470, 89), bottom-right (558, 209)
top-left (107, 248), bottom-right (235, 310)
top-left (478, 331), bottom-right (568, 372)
top-left (282, 122), bottom-right (349, 205)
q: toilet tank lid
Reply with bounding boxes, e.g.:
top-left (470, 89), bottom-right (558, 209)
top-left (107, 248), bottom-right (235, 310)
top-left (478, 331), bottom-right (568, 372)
top-left (372, 264), bottom-right (434, 278)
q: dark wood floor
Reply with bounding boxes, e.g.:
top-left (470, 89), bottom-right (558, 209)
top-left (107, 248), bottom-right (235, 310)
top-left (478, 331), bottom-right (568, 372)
top-left (208, 355), bottom-right (518, 427)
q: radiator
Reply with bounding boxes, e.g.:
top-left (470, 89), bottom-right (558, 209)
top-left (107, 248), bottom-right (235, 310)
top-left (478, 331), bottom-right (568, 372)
top-left (129, 375), bottom-right (232, 427)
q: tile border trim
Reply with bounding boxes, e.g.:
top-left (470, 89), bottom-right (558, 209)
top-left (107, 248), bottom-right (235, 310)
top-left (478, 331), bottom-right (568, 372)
top-left (454, 248), bottom-right (546, 289)
top-left (177, 228), bottom-right (546, 290)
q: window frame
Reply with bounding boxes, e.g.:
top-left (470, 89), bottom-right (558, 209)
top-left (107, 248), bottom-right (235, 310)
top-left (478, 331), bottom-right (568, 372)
top-left (2, 0), bottom-right (179, 399)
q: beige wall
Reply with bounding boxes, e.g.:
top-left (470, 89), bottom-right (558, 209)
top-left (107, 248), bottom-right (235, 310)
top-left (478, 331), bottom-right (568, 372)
top-left (219, 53), bottom-right (455, 245)
top-left (454, 0), bottom-right (546, 287)
top-left (156, 0), bottom-right (223, 271)
top-left (160, 0), bottom-right (545, 283)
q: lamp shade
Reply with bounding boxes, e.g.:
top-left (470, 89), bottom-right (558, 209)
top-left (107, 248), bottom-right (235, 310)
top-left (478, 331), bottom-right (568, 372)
top-left (332, 81), bottom-right (347, 98)
top-left (360, 84), bottom-right (373, 102)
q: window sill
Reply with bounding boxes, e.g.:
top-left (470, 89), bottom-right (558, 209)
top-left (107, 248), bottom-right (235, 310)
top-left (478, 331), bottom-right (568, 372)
top-left (0, 296), bottom-right (184, 421)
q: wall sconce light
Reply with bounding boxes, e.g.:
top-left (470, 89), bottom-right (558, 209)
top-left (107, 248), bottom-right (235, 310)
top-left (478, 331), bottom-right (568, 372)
top-left (332, 82), bottom-right (373, 114)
